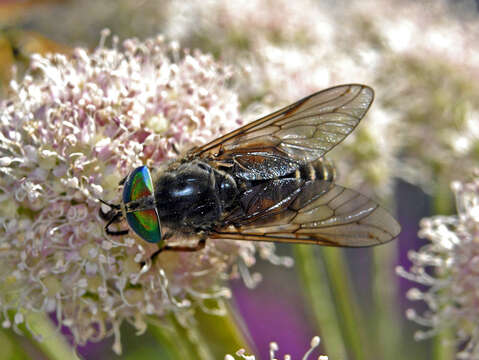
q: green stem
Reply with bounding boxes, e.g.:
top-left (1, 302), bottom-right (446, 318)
top-left (24, 311), bottom-right (78, 360)
top-left (194, 301), bottom-right (253, 357)
top-left (372, 244), bottom-right (401, 360)
top-left (293, 245), bottom-right (348, 359)
top-left (321, 247), bottom-right (370, 360)
top-left (433, 328), bottom-right (454, 360)
top-left (0, 328), bottom-right (30, 360)
top-left (149, 314), bottom-right (210, 360)
top-left (432, 180), bottom-right (455, 360)
top-left (149, 302), bottom-right (252, 360)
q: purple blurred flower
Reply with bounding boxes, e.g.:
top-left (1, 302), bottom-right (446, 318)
top-left (0, 32), bottom-right (291, 354)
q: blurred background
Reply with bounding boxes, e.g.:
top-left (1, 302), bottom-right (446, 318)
top-left (1, 0), bottom-right (478, 359)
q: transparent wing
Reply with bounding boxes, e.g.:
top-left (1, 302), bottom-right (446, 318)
top-left (191, 84), bottom-right (374, 163)
top-left (210, 180), bottom-right (400, 247)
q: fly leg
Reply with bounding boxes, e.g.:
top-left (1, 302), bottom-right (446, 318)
top-left (147, 237), bottom-right (207, 265)
top-left (160, 238), bottom-right (206, 253)
top-left (99, 200), bottom-right (129, 236)
top-left (104, 212), bottom-right (129, 236)
top-left (172, 143), bottom-right (181, 155)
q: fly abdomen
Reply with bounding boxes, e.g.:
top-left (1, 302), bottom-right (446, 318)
top-left (297, 159), bottom-right (336, 182)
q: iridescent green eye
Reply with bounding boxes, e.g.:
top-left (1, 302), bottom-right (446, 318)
top-left (122, 166), bottom-right (162, 244)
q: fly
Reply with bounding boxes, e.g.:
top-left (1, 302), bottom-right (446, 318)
top-left (99, 84), bottom-right (401, 261)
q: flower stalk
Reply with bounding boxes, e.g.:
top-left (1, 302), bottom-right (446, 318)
top-left (320, 248), bottom-right (371, 360)
top-left (24, 312), bottom-right (78, 360)
top-left (293, 245), bottom-right (348, 359)
top-left (372, 244), bottom-right (402, 360)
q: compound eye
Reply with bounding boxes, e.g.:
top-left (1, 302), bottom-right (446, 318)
top-left (122, 166), bottom-right (162, 244)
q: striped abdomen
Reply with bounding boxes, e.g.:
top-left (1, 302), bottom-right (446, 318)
top-left (297, 159), bottom-right (336, 183)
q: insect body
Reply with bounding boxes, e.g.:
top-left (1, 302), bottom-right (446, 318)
top-left (100, 84), bottom-right (401, 258)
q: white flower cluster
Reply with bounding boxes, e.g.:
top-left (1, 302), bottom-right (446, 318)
top-left (225, 336), bottom-right (328, 360)
top-left (0, 33), bottom-right (290, 354)
top-left (397, 175), bottom-right (479, 359)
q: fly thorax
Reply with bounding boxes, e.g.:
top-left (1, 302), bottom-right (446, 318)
top-left (154, 161), bottom-right (226, 229)
top-left (213, 170), bottom-right (238, 210)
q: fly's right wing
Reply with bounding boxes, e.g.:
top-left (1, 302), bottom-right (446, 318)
top-left (211, 178), bottom-right (400, 247)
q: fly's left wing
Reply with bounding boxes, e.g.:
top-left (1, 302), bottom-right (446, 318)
top-left (210, 178), bottom-right (400, 247)
top-left (189, 84), bottom-right (374, 164)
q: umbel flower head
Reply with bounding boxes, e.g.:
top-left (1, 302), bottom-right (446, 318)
top-left (397, 174), bottom-right (479, 359)
top-left (0, 32), bottom-right (291, 354)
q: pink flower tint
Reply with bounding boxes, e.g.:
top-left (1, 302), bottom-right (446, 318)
top-left (0, 32), bottom-right (291, 354)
